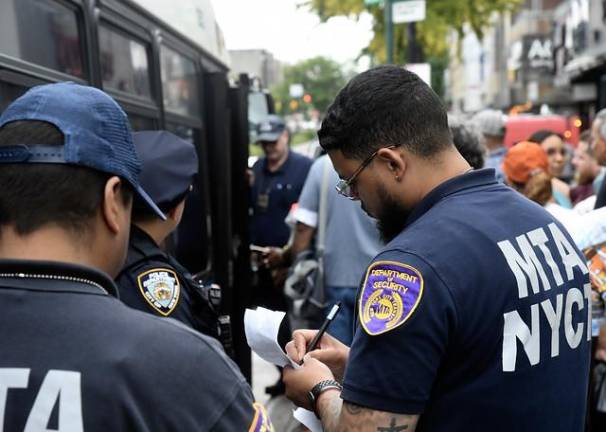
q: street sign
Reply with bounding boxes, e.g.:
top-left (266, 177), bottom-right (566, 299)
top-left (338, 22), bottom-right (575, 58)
top-left (393, 0), bottom-right (426, 24)
top-left (289, 83), bottom-right (304, 98)
top-left (364, 0), bottom-right (382, 5)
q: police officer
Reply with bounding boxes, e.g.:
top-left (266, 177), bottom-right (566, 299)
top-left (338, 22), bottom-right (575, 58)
top-left (115, 130), bottom-right (225, 345)
top-left (282, 66), bottom-right (590, 431)
top-left (0, 83), bottom-right (273, 431)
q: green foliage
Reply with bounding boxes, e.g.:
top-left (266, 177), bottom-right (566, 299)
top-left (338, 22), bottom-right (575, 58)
top-left (291, 129), bottom-right (318, 145)
top-left (271, 56), bottom-right (346, 116)
top-left (300, 0), bottom-right (521, 60)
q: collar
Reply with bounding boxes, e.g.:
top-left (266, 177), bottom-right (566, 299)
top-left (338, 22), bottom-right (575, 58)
top-left (405, 168), bottom-right (498, 228)
top-left (130, 224), bottom-right (161, 251)
top-left (0, 259), bottom-right (119, 297)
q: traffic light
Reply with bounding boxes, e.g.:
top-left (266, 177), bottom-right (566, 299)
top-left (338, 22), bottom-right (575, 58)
top-left (303, 94), bottom-right (312, 104)
top-left (289, 99), bottom-right (299, 110)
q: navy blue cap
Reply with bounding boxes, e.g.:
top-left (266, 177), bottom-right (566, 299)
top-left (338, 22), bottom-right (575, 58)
top-left (0, 82), bottom-right (166, 220)
top-left (256, 114), bottom-right (286, 142)
top-left (132, 131), bottom-right (198, 210)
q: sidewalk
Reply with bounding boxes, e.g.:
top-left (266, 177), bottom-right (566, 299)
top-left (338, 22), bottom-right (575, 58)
top-left (252, 353), bottom-right (305, 431)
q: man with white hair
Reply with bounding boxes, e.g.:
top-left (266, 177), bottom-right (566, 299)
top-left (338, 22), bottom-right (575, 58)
top-left (472, 109), bottom-right (507, 182)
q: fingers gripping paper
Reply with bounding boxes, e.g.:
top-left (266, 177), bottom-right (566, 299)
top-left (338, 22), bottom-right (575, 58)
top-left (244, 307), bottom-right (322, 432)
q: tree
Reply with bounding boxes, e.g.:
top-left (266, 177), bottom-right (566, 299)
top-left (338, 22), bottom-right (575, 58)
top-left (299, 0), bottom-right (522, 95)
top-left (272, 56), bottom-right (347, 116)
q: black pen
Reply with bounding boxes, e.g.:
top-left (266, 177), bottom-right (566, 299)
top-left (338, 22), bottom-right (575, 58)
top-left (303, 301), bottom-right (342, 362)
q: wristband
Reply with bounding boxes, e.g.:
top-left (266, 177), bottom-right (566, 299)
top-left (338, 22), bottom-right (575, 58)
top-left (308, 380), bottom-right (342, 418)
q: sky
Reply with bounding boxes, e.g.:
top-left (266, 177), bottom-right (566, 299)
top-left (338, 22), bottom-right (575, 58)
top-left (212, 0), bottom-right (374, 66)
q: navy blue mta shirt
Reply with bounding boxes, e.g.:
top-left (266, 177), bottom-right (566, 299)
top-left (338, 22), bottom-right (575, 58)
top-left (343, 169), bottom-right (590, 432)
top-left (250, 151), bottom-right (312, 247)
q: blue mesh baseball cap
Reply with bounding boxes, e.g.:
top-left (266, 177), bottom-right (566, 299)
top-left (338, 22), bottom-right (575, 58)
top-left (0, 82), bottom-right (165, 220)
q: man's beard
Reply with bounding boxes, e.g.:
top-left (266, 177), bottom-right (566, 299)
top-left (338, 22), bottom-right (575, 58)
top-left (374, 184), bottom-right (412, 243)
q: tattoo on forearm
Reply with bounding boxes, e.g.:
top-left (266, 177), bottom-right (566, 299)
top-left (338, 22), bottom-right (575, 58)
top-left (376, 418), bottom-right (409, 431)
top-left (344, 403), bottom-right (363, 416)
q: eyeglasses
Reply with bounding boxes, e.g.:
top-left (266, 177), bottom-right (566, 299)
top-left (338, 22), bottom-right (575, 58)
top-left (335, 145), bottom-right (397, 199)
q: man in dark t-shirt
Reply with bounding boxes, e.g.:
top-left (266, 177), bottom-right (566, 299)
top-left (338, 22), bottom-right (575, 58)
top-left (282, 66), bottom-right (590, 432)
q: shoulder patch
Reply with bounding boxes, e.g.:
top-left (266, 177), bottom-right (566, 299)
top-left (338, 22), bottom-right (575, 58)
top-left (359, 260), bottom-right (424, 336)
top-left (249, 402), bottom-right (275, 432)
top-left (136, 268), bottom-right (180, 316)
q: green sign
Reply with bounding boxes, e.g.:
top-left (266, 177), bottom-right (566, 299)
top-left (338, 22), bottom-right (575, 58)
top-left (364, 0), bottom-right (382, 6)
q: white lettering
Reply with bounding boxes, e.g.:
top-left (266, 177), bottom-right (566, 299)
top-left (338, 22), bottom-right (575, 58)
top-left (540, 295), bottom-right (563, 358)
top-left (503, 304), bottom-right (541, 372)
top-left (585, 283), bottom-right (593, 341)
top-left (549, 223), bottom-right (589, 281)
top-left (498, 233), bottom-right (550, 299)
top-left (24, 371), bottom-right (83, 432)
top-left (564, 288), bottom-right (585, 350)
top-left (0, 369), bottom-right (29, 432)
top-left (527, 227), bottom-right (564, 287)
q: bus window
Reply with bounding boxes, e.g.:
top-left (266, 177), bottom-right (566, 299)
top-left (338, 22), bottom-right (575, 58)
top-left (99, 25), bottom-right (152, 99)
top-left (0, 81), bottom-right (28, 114)
top-left (0, 0), bottom-right (84, 78)
top-left (160, 46), bottom-right (200, 117)
top-left (128, 114), bottom-right (157, 131)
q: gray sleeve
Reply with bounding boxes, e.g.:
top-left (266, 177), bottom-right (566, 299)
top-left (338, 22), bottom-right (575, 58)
top-left (297, 156), bottom-right (324, 213)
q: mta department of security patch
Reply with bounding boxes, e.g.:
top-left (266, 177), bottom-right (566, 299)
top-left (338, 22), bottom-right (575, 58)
top-left (360, 260), bottom-right (424, 336)
top-left (136, 268), bottom-right (180, 316)
top-left (249, 402), bottom-right (274, 432)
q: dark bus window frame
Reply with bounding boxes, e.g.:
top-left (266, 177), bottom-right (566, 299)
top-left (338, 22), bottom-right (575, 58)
top-left (0, 0), bottom-right (90, 86)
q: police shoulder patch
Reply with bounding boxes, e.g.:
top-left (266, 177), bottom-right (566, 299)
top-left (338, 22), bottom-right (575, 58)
top-left (136, 268), bottom-right (180, 316)
top-left (249, 402), bottom-right (274, 432)
top-left (359, 260), bottom-right (424, 336)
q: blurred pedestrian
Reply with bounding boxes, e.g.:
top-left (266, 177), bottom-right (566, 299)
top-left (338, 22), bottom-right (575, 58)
top-left (250, 114), bottom-right (312, 395)
top-left (571, 130), bottom-right (602, 206)
top-left (591, 109), bottom-right (606, 210)
top-left (471, 109), bottom-right (506, 181)
top-left (528, 129), bottom-right (572, 208)
top-left (449, 117), bottom-right (485, 169)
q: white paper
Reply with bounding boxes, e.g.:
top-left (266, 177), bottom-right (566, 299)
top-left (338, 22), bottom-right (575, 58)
top-left (244, 307), bottom-right (322, 432)
top-left (294, 407), bottom-right (323, 432)
top-left (244, 307), bottom-right (296, 368)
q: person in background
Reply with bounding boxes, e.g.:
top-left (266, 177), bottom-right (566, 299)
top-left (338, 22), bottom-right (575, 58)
top-left (528, 129), bottom-right (572, 208)
top-left (591, 109), bottom-right (606, 209)
top-left (250, 114), bottom-right (312, 396)
top-left (571, 130), bottom-right (603, 206)
top-left (448, 116), bottom-right (485, 170)
top-left (502, 141), bottom-right (606, 250)
top-left (115, 131), bottom-right (223, 343)
top-left (267, 153), bottom-right (383, 346)
top-left (471, 109), bottom-right (506, 181)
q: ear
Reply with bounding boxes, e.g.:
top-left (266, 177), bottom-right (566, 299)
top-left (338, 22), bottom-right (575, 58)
top-left (377, 147), bottom-right (406, 180)
top-left (102, 176), bottom-right (130, 235)
top-left (167, 200), bottom-right (186, 225)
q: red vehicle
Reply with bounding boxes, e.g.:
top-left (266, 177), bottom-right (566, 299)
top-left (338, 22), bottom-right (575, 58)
top-left (504, 114), bottom-right (582, 147)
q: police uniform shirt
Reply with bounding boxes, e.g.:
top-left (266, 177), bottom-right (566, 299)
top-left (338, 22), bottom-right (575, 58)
top-left (250, 151), bottom-right (312, 247)
top-left (0, 259), bottom-right (273, 431)
top-left (115, 225), bottom-right (217, 337)
top-left (343, 169), bottom-right (591, 431)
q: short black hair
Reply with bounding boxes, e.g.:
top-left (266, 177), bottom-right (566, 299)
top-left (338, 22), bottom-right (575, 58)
top-left (528, 129), bottom-right (562, 145)
top-left (0, 120), bottom-right (132, 235)
top-left (318, 65), bottom-right (452, 159)
top-left (449, 122), bottom-right (485, 169)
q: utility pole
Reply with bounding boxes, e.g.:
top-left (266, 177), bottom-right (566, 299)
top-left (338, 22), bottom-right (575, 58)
top-left (384, 0), bottom-right (393, 63)
top-left (406, 21), bottom-right (424, 63)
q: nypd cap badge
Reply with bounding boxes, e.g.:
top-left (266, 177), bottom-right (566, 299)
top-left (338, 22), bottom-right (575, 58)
top-left (359, 260), bottom-right (424, 336)
top-left (136, 268), bottom-right (180, 316)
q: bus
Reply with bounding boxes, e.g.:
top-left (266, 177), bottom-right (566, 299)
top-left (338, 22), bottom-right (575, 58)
top-left (0, 0), bottom-right (262, 380)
